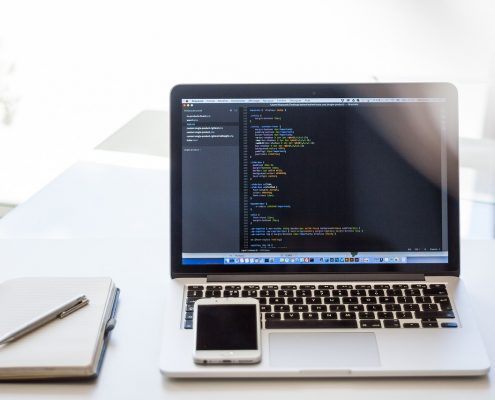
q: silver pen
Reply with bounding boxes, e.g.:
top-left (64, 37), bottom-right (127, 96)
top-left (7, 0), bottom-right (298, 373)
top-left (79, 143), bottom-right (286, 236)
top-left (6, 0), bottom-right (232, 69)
top-left (0, 294), bottom-right (89, 345)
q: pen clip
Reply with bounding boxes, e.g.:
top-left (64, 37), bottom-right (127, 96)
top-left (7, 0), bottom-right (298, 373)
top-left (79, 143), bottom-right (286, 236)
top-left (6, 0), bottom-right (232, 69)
top-left (59, 296), bottom-right (89, 319)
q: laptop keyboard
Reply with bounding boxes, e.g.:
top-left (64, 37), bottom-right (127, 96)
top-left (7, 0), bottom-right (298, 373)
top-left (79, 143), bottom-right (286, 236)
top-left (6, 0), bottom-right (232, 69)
top-left (183, 282), bottom-right (457, 330)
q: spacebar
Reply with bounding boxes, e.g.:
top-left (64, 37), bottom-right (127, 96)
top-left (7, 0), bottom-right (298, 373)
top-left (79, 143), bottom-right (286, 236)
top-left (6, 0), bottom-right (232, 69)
top-left (265, 320), bottom-right (358, 329)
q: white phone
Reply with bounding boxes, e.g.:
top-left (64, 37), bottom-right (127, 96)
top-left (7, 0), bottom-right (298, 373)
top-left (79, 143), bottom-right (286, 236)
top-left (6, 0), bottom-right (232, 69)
top-left (193, 297), bottom-right (261, 365)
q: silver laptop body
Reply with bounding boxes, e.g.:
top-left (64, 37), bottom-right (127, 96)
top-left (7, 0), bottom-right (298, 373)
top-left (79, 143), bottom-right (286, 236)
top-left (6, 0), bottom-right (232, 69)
top-left (160, 83), bottom-right (490, 377)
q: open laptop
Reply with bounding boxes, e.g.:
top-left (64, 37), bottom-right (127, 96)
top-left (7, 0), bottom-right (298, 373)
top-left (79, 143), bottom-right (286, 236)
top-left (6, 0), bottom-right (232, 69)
top-left (160, 83), bottom-right (490, 377)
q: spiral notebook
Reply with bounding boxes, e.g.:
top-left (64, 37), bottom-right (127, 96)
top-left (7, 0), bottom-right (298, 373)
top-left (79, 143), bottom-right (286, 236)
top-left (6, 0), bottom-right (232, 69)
top-left (0, 277), bottom-right (119, 380)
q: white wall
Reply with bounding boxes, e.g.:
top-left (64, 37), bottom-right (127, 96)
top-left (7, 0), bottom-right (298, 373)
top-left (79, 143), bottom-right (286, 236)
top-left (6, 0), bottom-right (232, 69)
top-left (0, 0), bottom-right (494, 204)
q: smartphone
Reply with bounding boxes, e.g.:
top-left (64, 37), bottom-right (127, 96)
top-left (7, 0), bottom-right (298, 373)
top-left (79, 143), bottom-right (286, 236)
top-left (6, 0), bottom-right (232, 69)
top-left (193, 297), bottom-right (261, 365)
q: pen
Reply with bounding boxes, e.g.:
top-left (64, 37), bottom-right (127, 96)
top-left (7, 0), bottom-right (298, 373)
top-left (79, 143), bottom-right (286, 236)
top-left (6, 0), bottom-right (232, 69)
top-left (0, 294), bottom-right (89, 346)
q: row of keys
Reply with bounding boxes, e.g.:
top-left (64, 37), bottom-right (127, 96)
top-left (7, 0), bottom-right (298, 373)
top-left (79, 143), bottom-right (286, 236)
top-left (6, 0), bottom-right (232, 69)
top-left (188, 283), bottom-right (445, 290)
top-left (183, 318), bottom-right (458, 329)
top-left (187, 294), bottom-right (451, 308)
top-left (185, 302), bottom-right (449, 314)
top-left (187, 288), bottom-right (448, 298)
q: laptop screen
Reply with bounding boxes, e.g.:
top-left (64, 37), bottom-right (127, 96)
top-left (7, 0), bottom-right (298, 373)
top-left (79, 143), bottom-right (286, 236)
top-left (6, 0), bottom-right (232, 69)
top-left (178, 90), bottom-right (455, 270)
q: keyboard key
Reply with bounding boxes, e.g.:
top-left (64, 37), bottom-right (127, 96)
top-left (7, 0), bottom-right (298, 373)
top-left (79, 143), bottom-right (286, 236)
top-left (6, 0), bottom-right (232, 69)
top-left (256, 298), bottom-right (267, 304)
top-left (340, 312), bottom-right (356, 319)
top-left (441, 322), bottom-right (458, 328)
top-left (184, 320), bottom-right (193, 329)
top-left (348, 304), bottom-right (365, 311)
top-left (321, 312), bottom-right (338, 319)
top-left (260, 290), bottom-right (275, 297)
top-left (411, 284), bottom-right (427, 289)
top-left (302, 312), bottom-right (319, 320)
top-left (392, 284), bottom-right (409, 289)
top-left (242, 290), bottom-right (258, 297)
top-left (337, 285), bottom-right (353, 289)
top-left (205, 290), bottom-right (221, 297)
top-left (206, 285), bottom-right (222, 290)
top-left (185, 312), bottom-right (193, 320)
top-left (269, 297), bottom-right (285, 304)
top-left (281, 285), bottom-right (297, 289)
top-left (377, 311), bottom-right (394, 319)
top-left (186, 297), bottom-right (199, 304)
top-left (314, 289), bottom-right (330, 297)
top-left (284, 312), bottom-right (300, 320)
top-left (361, 297), bottom-right (377, 304)
top-left (324, 297), bottom-right (341, 304)
top-left (188, 285), bottom-right (204, 290)
top-left (296, 290), bottom-right (311, 297)
top-left (265, 320), bottom-right (358, 329)
top-left (359, 312), bottom-right (375, 319)
top-left (434, 296), bottom-right (451, 304)
top-left (265, 313), bottom-right (281, 320)
top-left (403, 304), bottom-right (420, 311)
top-left (311, 305), bottom-right (327, 312)
top-left (329, 305), bottom-right (346, 311)
top-left (187, 290), bottom-right (203, 297)
top-left (288, 297), bottom-right (303, 304)
top-left (422, 320), bottom-right (439, 328)
top-left (395, 311), bottom-right (413, 319)
top-left (293, 305), bottom-right (309, 312)
top-left (383, 319), bottom-right (401, 328)
top-left (421, 303), bottom-right (439, 311)
top-left (300, 285), bottom-right (316, 289)
top-left (378, 296), bottom-right (395, 304)
top-left (385, 304), bottom-right (401, 311)
top-left (403, 323), bottom-right (420, 328)
top-left (343, 297), bottom-right (359, 304)
top-left (274, 305), bottom-right (290, 312)
top-left (429, 284), bottom-right (446, 289)
top-left (374, 284), bottom-right (390, 289)
top-left (225, 285), bottom-right (241, 290)
top-left (332, 289), bottom-right (348, 296)
top-left (262, 285), bottom-right (279, 290)
top-left (386, 289), bottom-right (402, 296)
top-left (278, 290), bottom-right (294, 297)
top-left (404, 289), bottom-right (421, 296)
top-left (423, 288), bottom-right (448, 296)
top-left (360, 320), bottom-right (381, 328)
top-left (368, 289), bottom-right (384, 296)
top-left (351, 289), bottom-right (366, 296)
top-left (356, 285), bottom-right (371, 289)
top-left (366, 304), bottom-right (383, 311)
top-left (223, 290), bottom-right (239, 297)
top-left (306, 297), bottom-right (322, 304)
top-left (186, 304), bottom-right (194, 312)
top-left (260, 305), bottom-right (272, 312)
top-left (318, 285), bottom-right (334, 289)
top-left (243, 285), bottom-right (260, 290)
top-left (415, 311), bottom-right (455, 319)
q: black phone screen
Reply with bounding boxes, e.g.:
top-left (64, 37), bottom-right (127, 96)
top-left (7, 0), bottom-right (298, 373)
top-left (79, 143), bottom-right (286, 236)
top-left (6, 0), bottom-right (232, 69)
top-left (196, 304), bottom-right (258, 350)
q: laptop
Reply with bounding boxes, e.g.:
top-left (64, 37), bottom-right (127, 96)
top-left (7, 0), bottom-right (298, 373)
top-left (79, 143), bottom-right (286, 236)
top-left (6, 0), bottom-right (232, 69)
top-left (160, 83), bottom-right (490, 377)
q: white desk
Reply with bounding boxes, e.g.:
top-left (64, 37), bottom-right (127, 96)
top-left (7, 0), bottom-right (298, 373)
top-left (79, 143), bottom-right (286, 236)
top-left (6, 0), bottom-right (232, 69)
top-left (0, 157), bottom-right (494, 399)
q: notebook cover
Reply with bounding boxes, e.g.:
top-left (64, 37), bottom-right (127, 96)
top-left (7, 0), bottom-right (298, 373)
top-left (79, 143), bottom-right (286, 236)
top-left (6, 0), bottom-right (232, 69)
top-left (0, 277), bottom-right (117, 380)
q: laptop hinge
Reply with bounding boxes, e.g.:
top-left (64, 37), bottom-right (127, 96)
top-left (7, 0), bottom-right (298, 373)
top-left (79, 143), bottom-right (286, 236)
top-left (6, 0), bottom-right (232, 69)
top-left (207, 274), bottom-right (425, 282)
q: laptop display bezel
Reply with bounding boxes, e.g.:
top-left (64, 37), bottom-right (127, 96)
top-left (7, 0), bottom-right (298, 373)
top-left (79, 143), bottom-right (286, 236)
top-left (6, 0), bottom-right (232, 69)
top-left (170, 83), bottom-right (460, 278)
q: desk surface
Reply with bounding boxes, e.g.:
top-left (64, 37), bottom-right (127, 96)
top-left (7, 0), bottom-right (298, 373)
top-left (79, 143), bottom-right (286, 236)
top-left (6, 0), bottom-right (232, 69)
top-left (0, 157), bottom-right (493, 399)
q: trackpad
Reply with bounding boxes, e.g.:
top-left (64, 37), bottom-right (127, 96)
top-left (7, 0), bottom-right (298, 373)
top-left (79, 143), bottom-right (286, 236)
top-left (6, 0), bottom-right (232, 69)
top-left (269, 332), bottom-right (380, 368)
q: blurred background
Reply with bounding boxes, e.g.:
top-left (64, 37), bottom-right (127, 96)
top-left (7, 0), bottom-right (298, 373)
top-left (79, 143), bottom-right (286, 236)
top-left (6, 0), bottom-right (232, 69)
top-left (0, 0), bottom-right (494, 237)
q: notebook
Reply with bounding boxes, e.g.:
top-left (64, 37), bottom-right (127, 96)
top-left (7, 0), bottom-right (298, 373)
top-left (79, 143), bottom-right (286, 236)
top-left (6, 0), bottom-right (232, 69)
top-left (0, 277), bottom-right (119, 380)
